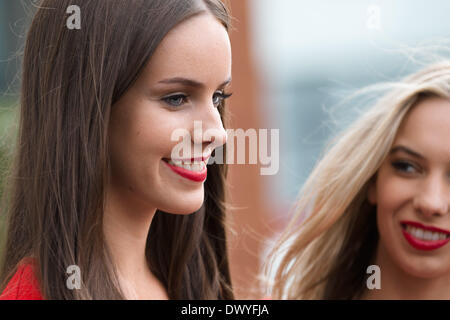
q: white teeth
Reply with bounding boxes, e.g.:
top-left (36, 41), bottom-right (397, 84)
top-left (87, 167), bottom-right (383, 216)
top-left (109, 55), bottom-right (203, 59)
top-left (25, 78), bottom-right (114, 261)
top-left (167, 159), bottom-right (206, 172)
top-left (416, 228), bottom-right (424, 239)
top-left (405, 225), bottom-right (448, 241)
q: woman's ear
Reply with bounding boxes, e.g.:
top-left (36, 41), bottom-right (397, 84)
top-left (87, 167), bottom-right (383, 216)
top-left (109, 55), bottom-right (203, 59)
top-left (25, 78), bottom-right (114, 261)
top-left (367, 175), bottom-right (377, 205)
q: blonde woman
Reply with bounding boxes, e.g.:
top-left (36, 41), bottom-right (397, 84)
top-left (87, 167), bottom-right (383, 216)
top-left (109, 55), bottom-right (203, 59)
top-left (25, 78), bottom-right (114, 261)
top-left (267, 61), bottom-right (450, 299)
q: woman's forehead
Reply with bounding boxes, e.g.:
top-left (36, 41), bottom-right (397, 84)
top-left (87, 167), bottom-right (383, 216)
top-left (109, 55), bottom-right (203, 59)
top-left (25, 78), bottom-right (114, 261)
top-left (394, 97), bottom-right (450, 161)
top-left (141, 14), bottom-right (231, 85)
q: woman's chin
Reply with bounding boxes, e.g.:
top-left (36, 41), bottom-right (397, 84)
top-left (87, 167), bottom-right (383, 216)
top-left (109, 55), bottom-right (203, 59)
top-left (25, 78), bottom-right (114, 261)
top-left (160, 197), bottom-right (205, 215)
top-left (397, 255), bottom-right (450, 279)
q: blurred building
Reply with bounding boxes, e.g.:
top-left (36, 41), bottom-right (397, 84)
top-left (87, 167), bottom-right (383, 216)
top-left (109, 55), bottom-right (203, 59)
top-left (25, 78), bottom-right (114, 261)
top-left (249, 0), bottom-right (450, 209)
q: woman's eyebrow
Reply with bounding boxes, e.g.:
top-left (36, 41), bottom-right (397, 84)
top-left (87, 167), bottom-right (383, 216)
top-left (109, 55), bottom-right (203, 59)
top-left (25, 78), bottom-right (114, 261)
top-left (390, 145), bottom-right (424, 159)
top-left (158, 77), bottom-right (232, 88)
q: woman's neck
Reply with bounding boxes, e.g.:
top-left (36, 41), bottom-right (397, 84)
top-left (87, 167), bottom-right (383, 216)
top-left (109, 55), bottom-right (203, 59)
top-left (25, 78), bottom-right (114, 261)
top-left (362, 243), bottom-right (450, 299)
top-left (103, 182), bottom-right (168, 299)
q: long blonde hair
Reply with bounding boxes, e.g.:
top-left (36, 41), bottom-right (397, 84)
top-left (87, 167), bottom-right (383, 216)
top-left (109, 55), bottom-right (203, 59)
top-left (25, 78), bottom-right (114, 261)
top-left (266, 61), bottom-right (450, 299)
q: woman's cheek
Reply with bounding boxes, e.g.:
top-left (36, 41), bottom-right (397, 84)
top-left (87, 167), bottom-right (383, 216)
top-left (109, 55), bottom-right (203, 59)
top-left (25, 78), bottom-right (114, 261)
top-left (377, 168), bottom-right (413, 211)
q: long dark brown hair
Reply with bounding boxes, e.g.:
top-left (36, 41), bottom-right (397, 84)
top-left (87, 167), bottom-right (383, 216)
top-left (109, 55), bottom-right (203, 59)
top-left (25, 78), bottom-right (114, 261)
top-left (0, 0), bottom-right (233, 299)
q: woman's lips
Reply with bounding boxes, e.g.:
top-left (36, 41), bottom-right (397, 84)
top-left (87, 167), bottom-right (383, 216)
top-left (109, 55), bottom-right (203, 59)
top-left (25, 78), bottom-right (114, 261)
top-left (401, 220), bottom-right (450, 251)
top-left (162, 158), bottom-right (207, 182)
top-left (401, 220), bottom-right (450, 234)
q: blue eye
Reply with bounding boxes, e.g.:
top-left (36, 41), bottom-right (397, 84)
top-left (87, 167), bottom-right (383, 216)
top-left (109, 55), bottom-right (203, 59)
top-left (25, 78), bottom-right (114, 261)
top-left (212, 91), bottom-right (232, 107)
top-left (162, 94), bottom-right (188, 107)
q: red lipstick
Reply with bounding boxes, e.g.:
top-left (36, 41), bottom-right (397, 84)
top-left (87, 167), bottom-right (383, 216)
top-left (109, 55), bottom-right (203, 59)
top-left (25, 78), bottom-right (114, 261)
top-left (401, 220), bottom-right (450, 251)
top-left (162, 159), bottom-right (207, 182)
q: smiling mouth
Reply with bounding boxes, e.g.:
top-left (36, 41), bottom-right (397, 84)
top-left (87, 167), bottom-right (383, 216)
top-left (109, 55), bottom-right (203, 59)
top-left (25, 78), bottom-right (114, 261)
top-left (400, 221), bottom-right (450, 251)
top-left (162, 158), bottom-right (207, 172)
top-left (401, 221), bottom-right (450, 241)
top-left (163, 158), bottom-right (206, 172)
top-left (162, 158), bottom-right (208, 182)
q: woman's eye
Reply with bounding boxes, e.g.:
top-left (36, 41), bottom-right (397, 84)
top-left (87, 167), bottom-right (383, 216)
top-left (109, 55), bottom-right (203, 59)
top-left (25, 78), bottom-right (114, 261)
top-left (391, 161), bottom-right (418, 174)
top-left (212, 91), bottom-right (232, 107)
top-left (162, 94), bottom-right (188, 107)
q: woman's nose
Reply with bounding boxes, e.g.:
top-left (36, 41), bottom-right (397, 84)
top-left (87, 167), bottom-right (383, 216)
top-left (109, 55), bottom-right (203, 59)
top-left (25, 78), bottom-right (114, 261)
top-left (192, 103), bottom-right (227, 148)
top-left (413, 174), bottom-right (449, 217)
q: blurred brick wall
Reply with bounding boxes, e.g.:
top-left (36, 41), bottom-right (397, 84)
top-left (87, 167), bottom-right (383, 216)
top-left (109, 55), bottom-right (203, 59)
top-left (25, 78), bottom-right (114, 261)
top-left (226, 0), bottom-right (275, 299)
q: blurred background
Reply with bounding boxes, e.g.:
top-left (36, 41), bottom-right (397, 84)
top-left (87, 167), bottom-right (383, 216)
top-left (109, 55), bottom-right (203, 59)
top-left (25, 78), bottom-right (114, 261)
top-left (1, 0), bottom-right (450, 299)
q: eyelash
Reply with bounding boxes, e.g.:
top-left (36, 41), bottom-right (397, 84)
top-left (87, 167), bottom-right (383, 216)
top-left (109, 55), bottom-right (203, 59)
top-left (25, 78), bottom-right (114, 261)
top-left (162, 91), bottom-right (233, 108)
top-left (391, 160), bottom-right (420, 175)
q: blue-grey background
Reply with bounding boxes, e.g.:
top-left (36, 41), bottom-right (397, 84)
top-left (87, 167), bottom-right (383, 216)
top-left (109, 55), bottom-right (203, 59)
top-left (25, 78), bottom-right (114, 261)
top-left (248, 0), bottom-right (450, 210)
top-left (1, 0), bottom-right (450, 212)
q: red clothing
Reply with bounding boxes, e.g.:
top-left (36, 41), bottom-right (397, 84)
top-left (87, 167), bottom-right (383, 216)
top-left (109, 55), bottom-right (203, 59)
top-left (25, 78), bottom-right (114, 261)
top-left (0, 258), bottom-right (43, 300)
